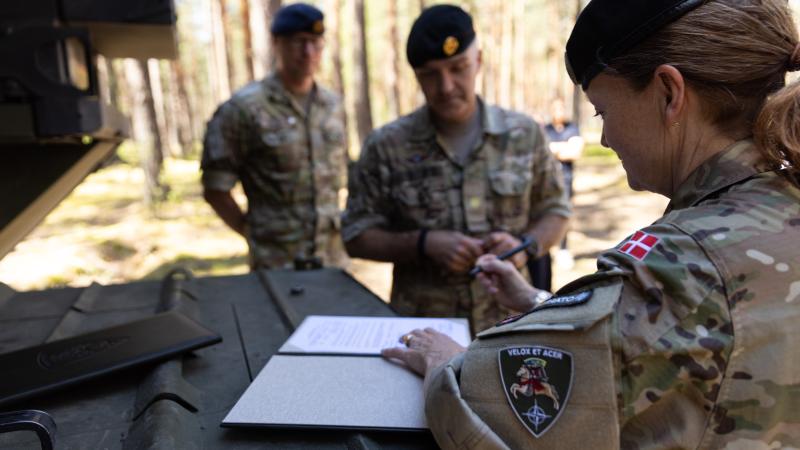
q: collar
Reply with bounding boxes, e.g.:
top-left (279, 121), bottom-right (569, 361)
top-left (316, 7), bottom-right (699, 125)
top-left (666, 140), bottom-right (773, 212)
top-left (408, 96), bottom-right (506, 143)
top-left (263, 72), bottom-right (331, 112)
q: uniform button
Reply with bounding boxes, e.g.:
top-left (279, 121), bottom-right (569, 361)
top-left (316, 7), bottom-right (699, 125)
top-left (469, 196), bottom-right (481, 209)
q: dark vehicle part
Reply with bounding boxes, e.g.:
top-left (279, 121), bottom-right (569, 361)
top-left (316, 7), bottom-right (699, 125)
top-left (0, 0), bottom-right (177, 259)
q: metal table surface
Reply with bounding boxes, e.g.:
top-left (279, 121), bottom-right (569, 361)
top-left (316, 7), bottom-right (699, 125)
top-left (0, 268), bottom-right (438, 449)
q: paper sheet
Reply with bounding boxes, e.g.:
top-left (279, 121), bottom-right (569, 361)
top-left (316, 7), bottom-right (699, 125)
top-left (279, 315), bottom-right (471, 355)
top-left (221, 355), bottom-right (427, 430)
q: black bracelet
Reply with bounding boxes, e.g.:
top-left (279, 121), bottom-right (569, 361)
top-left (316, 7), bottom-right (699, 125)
top-left (520, 235), bottom-right (540, 258)
top-left (417, 228), bottom-right (429, 260)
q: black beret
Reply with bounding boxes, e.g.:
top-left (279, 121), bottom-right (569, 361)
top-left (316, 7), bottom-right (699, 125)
top-left (406, 4), bottom-right (475, 68)
top-left (270, 3), bottom-right (325, 36)
top-left (566, 0), bottom-right (704, 90)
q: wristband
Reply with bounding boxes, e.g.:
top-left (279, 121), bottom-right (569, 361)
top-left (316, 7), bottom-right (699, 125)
top-left (417, 228), bottom-right (429, 260)
top-left (520, 235), bottom-right (540, 258)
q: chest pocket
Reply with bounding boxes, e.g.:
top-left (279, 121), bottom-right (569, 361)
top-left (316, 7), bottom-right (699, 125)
top-left (321, 122), bottom-right (346, 147)
top-left (488, 153), bottom-right (533, 231)
top-left (256, 121), bottom-right (304, 172)
top-left (390, 159), bottom-right (450, 228)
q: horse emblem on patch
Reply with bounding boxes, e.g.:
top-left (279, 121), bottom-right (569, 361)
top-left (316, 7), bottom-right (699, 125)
top-left (498, 346), bottom-right (573, 438)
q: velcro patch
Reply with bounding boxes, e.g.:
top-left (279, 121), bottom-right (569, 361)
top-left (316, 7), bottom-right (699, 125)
top-left (533, 290), bottom-right (593, 312)
top-left (618, 230), bottom-right (659, 260)
top-left (493, 290), bottom-right (593, 327)
top-left (499, 346), bottom-right (573, 438)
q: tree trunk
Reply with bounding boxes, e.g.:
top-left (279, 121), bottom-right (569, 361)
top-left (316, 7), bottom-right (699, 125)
top-left (511, 0), bottom-right (527, 113)
top-left (147, 59), bottom-right (174, 157)
top-left (137, 59), bottom-right (166, 208)
top-left (210, 0), bottom-right (231, 102)
top-left (352, 0), bottom-right (373, 145)
top-left (386, 0), bottom-right (402, 118)
top-left (218, 0), bottom-right (237, 90)
top-left (247, 0), bottom-right (268, 79)
top-left (264, 0), bottom-right (283, 71)
top-left (498, 0), bottom-right (513, 108)
top-left (241, 0), bottom-right (255, 82)
top-left (170, 60), bottom-right (196, 156)
top-left (325, 0), bottom-right (349, 150)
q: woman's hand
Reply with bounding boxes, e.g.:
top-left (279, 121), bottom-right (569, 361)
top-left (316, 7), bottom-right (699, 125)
top-left (475, 254), bottom-right (542, 312)
top-left (381, 328), bottom-right (466, 378)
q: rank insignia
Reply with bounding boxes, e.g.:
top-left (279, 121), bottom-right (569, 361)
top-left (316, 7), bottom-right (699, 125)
top-left (312, 20), bottom-right (325, 34)
top-left (499, 346), bottom-right (573, 438)
top-left (442, 36), bottom-right (459, 56)
top-left (618, 230), bottom-right (659, 261)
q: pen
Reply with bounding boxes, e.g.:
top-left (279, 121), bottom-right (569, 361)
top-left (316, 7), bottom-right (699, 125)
top-left (468, 236), bottom-right (533, 277)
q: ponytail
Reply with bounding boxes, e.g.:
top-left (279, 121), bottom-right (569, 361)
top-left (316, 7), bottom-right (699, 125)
top-left (754, 78), bottom-right (800, 186)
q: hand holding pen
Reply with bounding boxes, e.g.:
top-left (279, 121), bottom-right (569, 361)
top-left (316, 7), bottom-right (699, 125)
top-left (468, 236), bottom-right (534, 277)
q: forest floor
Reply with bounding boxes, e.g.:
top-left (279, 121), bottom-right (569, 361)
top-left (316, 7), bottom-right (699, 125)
top-left (0, 150), bottom-right (668, 299)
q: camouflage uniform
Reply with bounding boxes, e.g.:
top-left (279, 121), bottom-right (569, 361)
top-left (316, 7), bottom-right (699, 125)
top-left (342, 100), bottom-right (571, 332)
top-left (425, 140), bottom-right (800, 449)
top-left (202, 73), bottom-right (348, 269)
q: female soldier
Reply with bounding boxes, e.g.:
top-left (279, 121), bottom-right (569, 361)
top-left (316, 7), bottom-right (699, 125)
top-left (383, 0), bottom-right (800, 448)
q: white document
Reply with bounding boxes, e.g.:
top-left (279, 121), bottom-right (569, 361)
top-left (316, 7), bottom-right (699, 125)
top-left (278, 315), bottom-right (471, 355)
top-left (222, 355), bottom-right (427, 430)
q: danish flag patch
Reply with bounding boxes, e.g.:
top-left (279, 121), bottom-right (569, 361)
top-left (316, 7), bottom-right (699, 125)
top-left (618, 230), bottom-right (659, 261)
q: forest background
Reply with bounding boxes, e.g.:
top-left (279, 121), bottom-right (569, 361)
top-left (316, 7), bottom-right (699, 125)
top-left (0, 0), bottom-right (798, 298)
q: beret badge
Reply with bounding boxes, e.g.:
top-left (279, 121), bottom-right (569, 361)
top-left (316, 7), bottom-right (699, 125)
top-left (312, 20), bottom-right (325, 34)
top-left (442, 36), bottom-right (459, 56)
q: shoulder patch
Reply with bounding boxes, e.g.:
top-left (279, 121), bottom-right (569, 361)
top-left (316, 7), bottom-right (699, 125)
top-left (617, 230), bottom-right (659, 260)
top-left (493, 289), bottom-right (594, 327)
top-left (533, 290), bottom-right (593, 312)
top-left (499, 346), bottom-right (573, 438)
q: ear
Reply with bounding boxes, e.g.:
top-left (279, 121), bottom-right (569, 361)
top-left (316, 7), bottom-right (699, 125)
top-left (652, 64), bottom-right (686, 126)
top-left (475, 48), bottom-right (483, 70)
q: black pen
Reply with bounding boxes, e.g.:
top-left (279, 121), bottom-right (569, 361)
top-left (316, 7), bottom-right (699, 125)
top-left (468, 236), bottom-right (533, 277)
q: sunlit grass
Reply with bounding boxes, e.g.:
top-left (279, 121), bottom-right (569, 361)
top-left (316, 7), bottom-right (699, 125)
top-left (0, 148), bottom-right (249, 290)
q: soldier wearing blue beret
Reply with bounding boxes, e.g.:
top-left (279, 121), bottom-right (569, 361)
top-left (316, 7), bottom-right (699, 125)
top-left (201, 3), bottom-right (348, 270)
top-left (384, 0), bottom-right (800, 448)
top-left (343, 5), bottom-right (571, 333)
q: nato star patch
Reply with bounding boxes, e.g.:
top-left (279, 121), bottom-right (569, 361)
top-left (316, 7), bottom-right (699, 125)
top-left (499, 346), bottom-right (573, 438)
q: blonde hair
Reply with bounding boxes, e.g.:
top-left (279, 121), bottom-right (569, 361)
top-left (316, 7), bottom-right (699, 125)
top-left (605, 0), bottom-right (800, 183)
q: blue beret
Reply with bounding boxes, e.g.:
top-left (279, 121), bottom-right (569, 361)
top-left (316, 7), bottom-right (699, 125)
top-left (566, 0), bottom-right (704, 89)
top-left (406, 4), bottom-right (475, 68)
top-left (270, 3), bottom-right (325, 36)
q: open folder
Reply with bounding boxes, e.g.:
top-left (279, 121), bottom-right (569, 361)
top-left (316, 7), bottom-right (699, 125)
top-left (222, 315), bottom-right (471, 431)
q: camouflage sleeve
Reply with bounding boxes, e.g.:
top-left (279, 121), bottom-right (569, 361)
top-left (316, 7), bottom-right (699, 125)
top-left (332, 98), bottom-right (349, 190)
top-left (598, 223), bottom-right (731, 448)
top-left (201, 100), bottom-right (248, 192)
top-left (341, 133), bottom-right (392, 242)
top-left (527, 123), bottom-right (571, 220)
